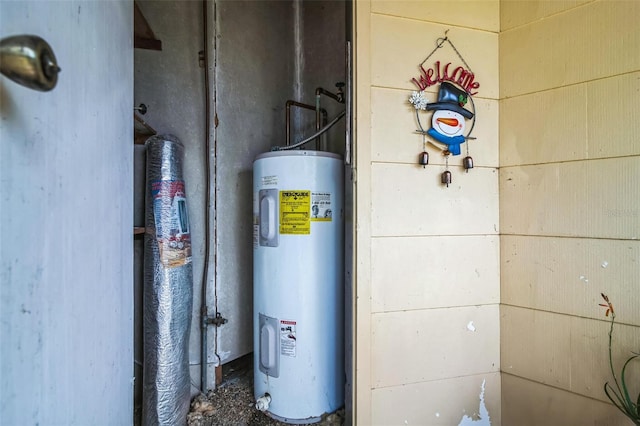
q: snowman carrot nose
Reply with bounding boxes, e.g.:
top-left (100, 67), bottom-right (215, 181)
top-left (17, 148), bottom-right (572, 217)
top-left (437, 117), bottom-right (459, 126)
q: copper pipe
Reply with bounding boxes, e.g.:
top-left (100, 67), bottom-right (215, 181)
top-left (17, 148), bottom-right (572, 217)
top-left (285, 100), bottom-right (327, 147)
top-left (315, 87), bottom-right (343, 103)
top-left (314, 85), bottom-right (344, 150)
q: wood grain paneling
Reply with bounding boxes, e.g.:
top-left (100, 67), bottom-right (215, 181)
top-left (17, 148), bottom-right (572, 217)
top-left (500, 0), bottom-right (593, 31)
top-left (587, 71), bottom-right (640, 159)
top-left (502, 373), bottom-right (630, 426)
top-left (500, 83), bottom-right (587, 166)
top-left (501, 235), bottom-right (640, 325)
top-left (501, 306), bottom-right (572, 388)
top-left (500, 1), bottom-right (640, 97)
top-left (372, 372), bottom-right (501, 425)
top-left (503, 306), bottom-right (640, 404)
top-left (372, 305), bottom-right (500, 388)
top-left (371, 14), bottom-right (498, 96)
top-left (354, 0), bottom-right (374, 423)
top-left (500, 157), bottom-right (640, 239)
top-left (372, 0), bottom-right (499, 32)
top-left (569, 316), bottom-right (640, 403)
top-left (372, 235), bottom-right (499, 312)
top-left (372, 163), bottom-right (499, 236)
top-left (357, 0), bottom-right (501, 421)
top-left (501, 72), bottom-right (640, 166)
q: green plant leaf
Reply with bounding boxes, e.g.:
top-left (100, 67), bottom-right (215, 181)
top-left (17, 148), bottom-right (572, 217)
top-left (605, 382), bottom-right (637, 421)
top-left (620, 355), bottom-right (639, 414)
top-left (599, 294), bottom-right (640, 424)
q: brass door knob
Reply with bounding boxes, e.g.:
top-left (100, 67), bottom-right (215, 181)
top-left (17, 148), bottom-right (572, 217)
top-left (0, 35), bottom-right (60, 91)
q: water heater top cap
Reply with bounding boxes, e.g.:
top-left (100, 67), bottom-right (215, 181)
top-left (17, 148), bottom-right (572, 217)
top-left (255, 150), bottom-right (342, 163)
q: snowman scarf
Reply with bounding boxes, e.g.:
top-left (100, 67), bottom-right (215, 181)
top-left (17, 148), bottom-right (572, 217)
top-left (427, 128), bottom-right (466, 156)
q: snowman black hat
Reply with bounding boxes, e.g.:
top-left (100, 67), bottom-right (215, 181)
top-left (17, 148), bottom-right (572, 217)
top-left (426, 82), bottom-right (474, 119)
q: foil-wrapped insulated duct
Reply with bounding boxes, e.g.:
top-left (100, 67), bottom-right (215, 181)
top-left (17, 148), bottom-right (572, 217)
top-left (143, 135), bottom-right (193, 426)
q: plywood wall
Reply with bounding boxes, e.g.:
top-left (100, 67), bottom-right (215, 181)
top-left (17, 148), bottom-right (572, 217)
top-left (355, 1), bottom-right (500, 424)
top-left (499, 0), bottom-right (640, 424)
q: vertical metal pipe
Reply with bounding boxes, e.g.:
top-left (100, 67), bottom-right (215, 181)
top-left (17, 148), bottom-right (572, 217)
top-left (315, 86), bottom-right (345, 152)
top-left (293, 0), bottom-right (304, 139)
top-left (285, 100), bottom-right (326, 148)
top-left (321, 109), bottom-right (328, 151)
top-left (200, 0), bottom-right (214, 394)
top-left (315, 94), bottom-right (321, 150)
top-left (201, 314), bottom-right (208, 391)
top-left (345, 41), bottom-right (352, 165)
top-left (286, 101), bottom-right (292, 146)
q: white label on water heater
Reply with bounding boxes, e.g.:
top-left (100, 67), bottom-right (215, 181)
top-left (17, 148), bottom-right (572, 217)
top-left (253, 192), bottom-right (259, 249)
top-left (311, 192), bottom-right (332, 222)
top-left (261, 175), bottom-right (278, 186)
top-left (253, 222), bottom-right (259, 249)
top-left (280, 320), bottom-right (297, 357)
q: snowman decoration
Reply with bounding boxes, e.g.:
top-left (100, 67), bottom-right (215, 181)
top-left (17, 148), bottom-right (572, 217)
top-left (410, 81), bottom-right (476, 187)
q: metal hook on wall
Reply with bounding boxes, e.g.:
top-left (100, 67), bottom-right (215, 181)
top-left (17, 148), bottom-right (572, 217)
top-left (435, 29), bottom-right (450, 48)
top-left (420, 29), bottom-right (450, 66)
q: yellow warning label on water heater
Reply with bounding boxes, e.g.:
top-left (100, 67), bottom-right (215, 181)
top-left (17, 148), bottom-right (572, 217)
top-left (279, 190), bottom-right (310, 235)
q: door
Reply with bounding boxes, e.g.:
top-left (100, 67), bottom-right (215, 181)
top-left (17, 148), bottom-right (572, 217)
top-left (0, 1), bottom-right (133, 424)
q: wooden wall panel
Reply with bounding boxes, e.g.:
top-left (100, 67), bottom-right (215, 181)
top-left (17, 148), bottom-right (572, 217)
top-left (502, 373), bottom-right (630, 426)
top-left (372, 305), bottom-right (500, 388)
top-left (499, 1), bottom-right (640, 424)
top-left (372, 235), bottom-right (499, 312)
top-left (500, 1), bottom-right (640, 97)
top-left (569, 316), bottom-right (640, 403)
top-left (372, 0), bottom-right (499, 32)
top-left (354, 0), bottom-right (374, 422)
top-left (502, 306), bottom-right (640, 402)
top-left (587, 71), bottom-right (640, 159)
top-left (372, 372), bottom-right (501, 425)
top-left (372, 163), bottom-right (499, 236)
top-left (372, 87), bottom-right (499, 166)
top-left (500, 71), bottom-right (640, 167)
top-left (500, 157), bottom-right (640, 239)
top-left (501, 306), bottom-right (572, 388)
top-left (501, 235), bottom-right (640, 325)
top-left (500, 83), bottom-right (587, 166)
top-left (500, 0), bottom-right (593, 31)
top-left (356, 0), bottom-right (500, 422)
top-left (371, 14), bottom-right (498, 96)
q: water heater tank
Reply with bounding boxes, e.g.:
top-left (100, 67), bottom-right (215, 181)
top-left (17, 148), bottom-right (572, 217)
top-left (253, 150), bottom-right (344, 423)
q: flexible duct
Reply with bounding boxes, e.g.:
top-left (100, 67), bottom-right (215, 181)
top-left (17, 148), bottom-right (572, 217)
top-left (143, 135), bottom-right (193, 426)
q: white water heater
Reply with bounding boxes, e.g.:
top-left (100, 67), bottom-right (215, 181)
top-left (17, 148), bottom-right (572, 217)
top-left (253, 150), bottom-right (344, 424)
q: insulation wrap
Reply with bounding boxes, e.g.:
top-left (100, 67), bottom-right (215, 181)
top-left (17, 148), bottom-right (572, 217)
top-left (143, 135), bottom-right (193, 426)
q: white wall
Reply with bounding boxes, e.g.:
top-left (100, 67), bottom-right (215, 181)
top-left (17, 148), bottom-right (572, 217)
top-left (0, 1), bottom-right (133, 424)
